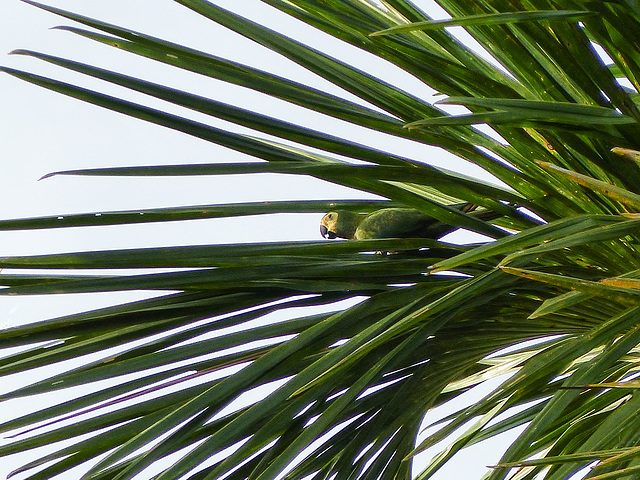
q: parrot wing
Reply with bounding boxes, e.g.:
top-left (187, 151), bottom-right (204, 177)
top-left (354, 208), bottom-right (444, 240)
top-left (352, 204), bottom-right (500, 240)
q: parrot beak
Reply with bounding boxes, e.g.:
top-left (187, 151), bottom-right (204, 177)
top-left (320, 225), bottom-right (336, 239)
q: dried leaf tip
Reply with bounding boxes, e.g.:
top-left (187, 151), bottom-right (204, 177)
top-left (611, 147), bottom-right (640, 163)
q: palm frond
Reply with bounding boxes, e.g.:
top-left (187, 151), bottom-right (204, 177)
top-left (3, 1), bottom-right (640, 479)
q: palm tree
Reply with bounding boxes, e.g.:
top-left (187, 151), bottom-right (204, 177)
top-left (3, 1), bottom-right (640, 479)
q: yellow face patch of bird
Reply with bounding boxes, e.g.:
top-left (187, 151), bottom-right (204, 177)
top-left (320, 210), bottom-right (364, 239)
top-left (320, 211), bottom-right (339, 239)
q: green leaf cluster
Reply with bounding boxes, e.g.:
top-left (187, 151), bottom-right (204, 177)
top-left (4, 1), bottom-right (640, 479)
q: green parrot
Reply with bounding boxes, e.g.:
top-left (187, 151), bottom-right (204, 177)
top-left (320, 203), bottom-right (497, 240)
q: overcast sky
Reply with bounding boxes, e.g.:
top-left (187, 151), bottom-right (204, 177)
top-left (0, 1), bottom-right (539, 479)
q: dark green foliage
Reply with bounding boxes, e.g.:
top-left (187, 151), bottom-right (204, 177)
top-left (3, 1), bottom-right (640, 479)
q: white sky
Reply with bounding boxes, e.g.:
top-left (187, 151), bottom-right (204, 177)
top-left (0, 1), bottom-right (550, 479)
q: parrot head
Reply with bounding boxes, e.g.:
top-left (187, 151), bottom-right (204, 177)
top-left (320, 211), bottom-right (339, 239)
top-left (320, 210), bottom-right (363, 239)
